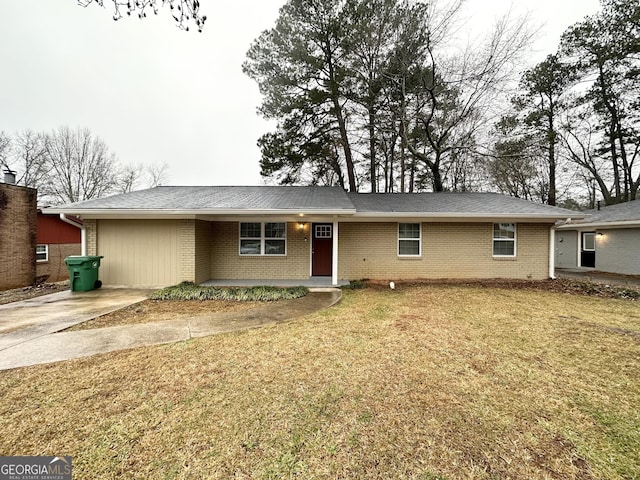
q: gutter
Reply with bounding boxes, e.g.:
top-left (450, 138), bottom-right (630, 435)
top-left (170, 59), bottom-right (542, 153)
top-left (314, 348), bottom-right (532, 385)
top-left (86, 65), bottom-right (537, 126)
top-left (59, 213), bottom-right (86, 256)
top-left (555, 219), bottom-right (640, 230)
top-left (46, 208), bottom-right (358, 217)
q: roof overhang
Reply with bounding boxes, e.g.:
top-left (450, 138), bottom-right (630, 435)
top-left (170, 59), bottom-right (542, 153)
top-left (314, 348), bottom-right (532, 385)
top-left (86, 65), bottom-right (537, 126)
top-left (45, 208), bottom-right (358, 220)
top-left (556, 219), bottom-right (640, 230)
top-left (45, 207), bottom-right (579, 224)
top-left (349, 212), bottom-right (580, 223)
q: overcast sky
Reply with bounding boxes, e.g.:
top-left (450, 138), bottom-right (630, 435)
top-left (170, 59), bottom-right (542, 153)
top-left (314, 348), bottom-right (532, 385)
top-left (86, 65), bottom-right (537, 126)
top-left (0, 0), bottom-right (600, 188)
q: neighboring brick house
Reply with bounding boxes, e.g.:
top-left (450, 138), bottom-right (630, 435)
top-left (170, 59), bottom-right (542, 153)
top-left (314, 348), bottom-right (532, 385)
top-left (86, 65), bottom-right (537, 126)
top-left (0, 181), bottom-right (37, 290)
top-left (49, 186), bottom-right (583, 288)
top-left (36, 211), bottom-right (82, 282)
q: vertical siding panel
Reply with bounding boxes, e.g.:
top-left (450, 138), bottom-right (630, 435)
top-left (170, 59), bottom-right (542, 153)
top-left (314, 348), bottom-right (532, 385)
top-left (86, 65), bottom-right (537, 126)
top-left (95, 220), bottom-right (180, 287)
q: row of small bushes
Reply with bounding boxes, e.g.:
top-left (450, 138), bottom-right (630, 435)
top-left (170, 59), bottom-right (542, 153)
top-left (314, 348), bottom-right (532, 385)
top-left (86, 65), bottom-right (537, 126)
top-left (150, 282), bottom-right (308, 302)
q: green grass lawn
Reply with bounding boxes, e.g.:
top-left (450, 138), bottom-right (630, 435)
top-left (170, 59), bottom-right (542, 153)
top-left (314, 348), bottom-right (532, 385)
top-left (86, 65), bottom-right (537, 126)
top-left (1, 284), bottom-right (638, 479)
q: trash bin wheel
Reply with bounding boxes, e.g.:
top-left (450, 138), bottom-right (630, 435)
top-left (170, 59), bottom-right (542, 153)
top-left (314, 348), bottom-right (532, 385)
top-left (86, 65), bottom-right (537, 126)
top-left (94, 280), bottom-right (103, 289)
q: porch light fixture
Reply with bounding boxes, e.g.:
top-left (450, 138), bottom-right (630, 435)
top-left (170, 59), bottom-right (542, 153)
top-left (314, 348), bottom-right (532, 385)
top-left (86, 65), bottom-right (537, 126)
top-left (298, 222), bottom-right (305, 231)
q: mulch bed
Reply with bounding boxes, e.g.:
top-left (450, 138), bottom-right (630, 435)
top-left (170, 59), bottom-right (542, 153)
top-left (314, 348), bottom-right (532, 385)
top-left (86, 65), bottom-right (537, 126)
top-left (0, 281), bottom-right (70, 306)
top-left (364, 277), bottom-right (640, 300)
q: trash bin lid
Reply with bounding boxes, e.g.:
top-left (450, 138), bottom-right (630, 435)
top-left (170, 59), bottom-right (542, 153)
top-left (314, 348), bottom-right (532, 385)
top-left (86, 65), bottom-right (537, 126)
top-left (65, 255), bottom-right (104, 265)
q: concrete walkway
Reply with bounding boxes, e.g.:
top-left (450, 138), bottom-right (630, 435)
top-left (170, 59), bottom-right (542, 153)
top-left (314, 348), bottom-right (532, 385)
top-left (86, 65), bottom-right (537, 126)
top-left (0, 289), bottom-right (341, 371)
top-left (555, 268), bottom-right (640, 288)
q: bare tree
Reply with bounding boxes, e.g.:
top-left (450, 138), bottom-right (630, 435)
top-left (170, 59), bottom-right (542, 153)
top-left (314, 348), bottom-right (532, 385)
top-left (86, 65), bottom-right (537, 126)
top-left (78, 0), bottom-right (207, 32)
top-left (115, 161), bottom-right (170, 193)
top-left (11, 131), bottom-right (50, 189)
top-left (405, 9), bottom-right (536, 191)
top-left (146, 162), bottom-right (169, 187)
top-left (0, 132), bottom-right (11, 171)
top-left (116, 164), bottom-right (141, 194)
top-left (43, 126), bottom-right (120, 204)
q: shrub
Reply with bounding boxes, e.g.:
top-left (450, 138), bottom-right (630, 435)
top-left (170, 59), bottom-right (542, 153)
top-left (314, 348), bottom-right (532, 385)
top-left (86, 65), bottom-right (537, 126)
top-left (150, 282), bottom-right (308, 302)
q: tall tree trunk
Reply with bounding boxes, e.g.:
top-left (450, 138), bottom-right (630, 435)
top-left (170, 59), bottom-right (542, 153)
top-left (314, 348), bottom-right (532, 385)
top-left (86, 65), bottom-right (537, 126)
top-left (331, 95), bottom-right (357, 192)
top-left (325, 35), bottom-right (357, 192)
top-left (368, 107), bottom-right (377, 192)
top-left (547, 100), bottom-right (557, 206)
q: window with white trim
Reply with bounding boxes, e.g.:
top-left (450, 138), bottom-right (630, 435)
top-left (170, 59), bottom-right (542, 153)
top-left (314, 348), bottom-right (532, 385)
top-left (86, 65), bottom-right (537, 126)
top-left (36, 244), bottom-right (49, 262)
top-left (315, 224), bottom-right (332, 238)
top-left (493, 223), bottom-right (516, 256)
top-left (239, 222), bottom-right (286, 256)
top-left (398, 223), bottom-right (421, 256)
top-left (582, 232), bottom-right (595, 251)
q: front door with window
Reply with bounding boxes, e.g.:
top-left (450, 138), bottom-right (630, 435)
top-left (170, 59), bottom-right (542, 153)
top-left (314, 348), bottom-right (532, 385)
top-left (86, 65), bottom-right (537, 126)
top-left (312, 223), bottom-right (332, 276)
top-left (581, 231), bottom-right (596, 268)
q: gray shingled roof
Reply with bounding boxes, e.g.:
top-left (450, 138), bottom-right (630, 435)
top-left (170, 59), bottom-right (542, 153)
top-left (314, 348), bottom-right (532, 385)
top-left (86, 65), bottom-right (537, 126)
top-left (56, 186), bottom-right (355, 211)
top-left (348, 192), bottom-right (578, 216)
top-left (51, 186), bottom-right (580, 218)
top-left (564, 199), bottom-right (640, 225)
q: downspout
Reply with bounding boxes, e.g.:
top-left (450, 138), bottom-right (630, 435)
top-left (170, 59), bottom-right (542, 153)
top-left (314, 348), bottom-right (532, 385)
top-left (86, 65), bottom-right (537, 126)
top-left (549, 225), bottom-right (556, 280)
top-left (332, 218), bottom-right (339, 286)
top-left (59, 213), bottom-right (86, 256)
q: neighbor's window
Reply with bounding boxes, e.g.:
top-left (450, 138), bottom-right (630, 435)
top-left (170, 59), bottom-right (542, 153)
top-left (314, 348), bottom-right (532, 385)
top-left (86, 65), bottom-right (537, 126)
top-left (239, 222), bottom-right (286, 256)
top-left (582, 232), bottom-right (595, 251)
top-left (36, 244), bottom-right (49, 262)
top-left (398, 223), bottom-right (421, 256)
top-left (493, 223), bottom-right (516, 256)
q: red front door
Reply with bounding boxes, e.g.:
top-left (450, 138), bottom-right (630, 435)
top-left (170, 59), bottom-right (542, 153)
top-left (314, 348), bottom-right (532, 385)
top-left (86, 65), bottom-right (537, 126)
top-left (312, 223), bottom-right (333, 276)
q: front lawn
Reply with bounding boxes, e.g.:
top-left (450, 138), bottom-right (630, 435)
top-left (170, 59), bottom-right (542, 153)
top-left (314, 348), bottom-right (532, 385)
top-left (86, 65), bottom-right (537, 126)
top-left (1, 284), bottom-right (638, 479)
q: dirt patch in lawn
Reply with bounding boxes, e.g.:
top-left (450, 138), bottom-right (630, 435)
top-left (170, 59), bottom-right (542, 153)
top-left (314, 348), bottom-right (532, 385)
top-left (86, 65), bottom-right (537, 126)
top-left (64, 299), bottom-right (260, 332)
top-left (0, 281), bottom-right (69, 305)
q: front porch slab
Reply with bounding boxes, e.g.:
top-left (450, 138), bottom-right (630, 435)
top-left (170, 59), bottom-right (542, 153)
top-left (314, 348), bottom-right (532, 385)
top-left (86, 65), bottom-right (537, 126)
top-left (200, 277), bottom-right (349, 288)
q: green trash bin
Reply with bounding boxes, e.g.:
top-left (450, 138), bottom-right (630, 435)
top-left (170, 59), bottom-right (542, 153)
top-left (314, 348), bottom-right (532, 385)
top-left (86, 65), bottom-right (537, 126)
top-left (65, 256), bottom-right (104, 292)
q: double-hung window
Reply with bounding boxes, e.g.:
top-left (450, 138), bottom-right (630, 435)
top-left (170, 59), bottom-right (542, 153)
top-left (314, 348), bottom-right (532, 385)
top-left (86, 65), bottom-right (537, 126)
top-left (36, 244), bottom-right (49, 262)
top-left (398, 223), bottom-right (421, 256)
top-left (493, 223), bottom-right (516, 257)
top-left (239, 222), bottom-right (286, 256)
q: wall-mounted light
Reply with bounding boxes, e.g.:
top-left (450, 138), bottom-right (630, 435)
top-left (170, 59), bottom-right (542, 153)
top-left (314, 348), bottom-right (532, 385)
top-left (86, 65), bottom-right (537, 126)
top-left (298, 222), bottom-right (305, 231)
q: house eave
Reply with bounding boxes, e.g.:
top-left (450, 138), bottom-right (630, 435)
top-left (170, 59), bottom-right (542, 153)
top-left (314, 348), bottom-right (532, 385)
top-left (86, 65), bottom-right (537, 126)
top-left (45, 207), bottom-right (580, 223)
top-left (350, 212), bottom-right (580, 222)
top-left (556, 219), bottom-right (640, 230)
top-left (45, 208), bottom-right (357, 219)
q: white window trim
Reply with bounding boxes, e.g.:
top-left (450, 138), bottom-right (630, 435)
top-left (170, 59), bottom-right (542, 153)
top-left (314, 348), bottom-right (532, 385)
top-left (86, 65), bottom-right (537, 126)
top-left (36, 244), bottom-right (49, 263)
top-left (239, 222), bottom-right (287, 256)
top-left (582, 232), bottom-right (596, 252)
top-left (315, 224), bottom-right (332, 238)
top-left (493, 223), bottom-right (517, 257)
top-left (398, 223), bottom-right (422, 257)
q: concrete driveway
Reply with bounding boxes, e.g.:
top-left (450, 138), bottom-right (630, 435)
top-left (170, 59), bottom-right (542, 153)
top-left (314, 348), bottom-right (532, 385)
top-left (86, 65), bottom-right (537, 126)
top-left (0, 288), bottom-right (342, 371)
top-left (0, 288), bottom-right (153, 354)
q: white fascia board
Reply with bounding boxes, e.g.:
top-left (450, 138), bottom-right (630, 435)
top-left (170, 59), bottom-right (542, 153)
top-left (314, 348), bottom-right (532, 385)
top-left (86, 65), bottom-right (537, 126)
top-left (556, 220), bottom-right (640, 230)
top-left (349, 212), bottom-right (581, 222)
top-left (45, 208), bottom-right (357, 219)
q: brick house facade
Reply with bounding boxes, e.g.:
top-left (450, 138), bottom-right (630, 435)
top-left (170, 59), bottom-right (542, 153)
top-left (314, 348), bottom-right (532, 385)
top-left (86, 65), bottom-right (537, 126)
top-left (0, 183), bottom-right (37, 290)
top-left (56, 186), bottom-right (580, 288)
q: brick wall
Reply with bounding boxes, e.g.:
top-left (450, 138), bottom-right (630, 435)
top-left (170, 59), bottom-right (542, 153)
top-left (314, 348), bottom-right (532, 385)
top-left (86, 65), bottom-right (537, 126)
top-left (179, 219), bottom-right (195, 282)
top-left (210, 221), bottom-right (310, 279)
top-left (0, 183), bottom-right (37, 290)
top-left (338, 222), bottom-right (551, 281)
top-left (36, 243), bottom-right (81, 282)
top-left (195, 220), bottom-right (212, 283)
top-left (85, 219), bottom-right (97, 255)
